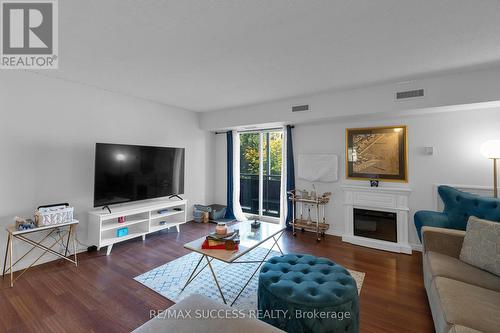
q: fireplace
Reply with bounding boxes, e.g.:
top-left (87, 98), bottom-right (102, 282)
top-left (341, 185), bottom-right (411, 254)
top-left (354, 208), bottom-right (397, 242)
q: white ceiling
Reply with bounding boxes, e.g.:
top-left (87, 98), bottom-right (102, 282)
top-left (50, 0), bottom-right (500, 112)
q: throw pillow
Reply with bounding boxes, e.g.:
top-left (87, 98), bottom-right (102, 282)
top-left (459, 216), bottom-right (500, 276)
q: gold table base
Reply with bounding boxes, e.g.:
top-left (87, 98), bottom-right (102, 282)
top-left (181, 230), bottom-right (284, 306)
top-left (2, 223), bottom-right (78, 287)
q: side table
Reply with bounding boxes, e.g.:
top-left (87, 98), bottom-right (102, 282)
top-left (2, 219), bottom-right (78, 287)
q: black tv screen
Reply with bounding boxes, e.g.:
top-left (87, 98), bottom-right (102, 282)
top-left (94, 143), bottom-right (185, 207)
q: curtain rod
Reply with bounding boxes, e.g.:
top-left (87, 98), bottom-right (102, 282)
top-left (215, 125), bottom-right (294, 135)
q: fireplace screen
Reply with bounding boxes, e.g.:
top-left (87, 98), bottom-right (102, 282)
top-left (353, 208), bottom-right (397, 243)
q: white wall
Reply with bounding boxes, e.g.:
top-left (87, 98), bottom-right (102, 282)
top-left (200, 66), bottom-right (500, 131)
top-left (0, 71), bottom-right (214, 270)
top-left (212, 108), bottom-right (500, 247)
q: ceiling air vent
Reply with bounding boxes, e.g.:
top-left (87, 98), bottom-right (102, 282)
top-left (292, 104), bottom-right (309, 112)
top-left (395, 89), bottom-right (424, 100)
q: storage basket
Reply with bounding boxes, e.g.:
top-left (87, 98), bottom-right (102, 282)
top-left (35, 203), bottom-right (74, 227)
top-left (193, 204), bottom-right (227, 222)
top-left (194, 204), bottom-right (212, 213)
top-left (208, 204), bottom-right (227, 220)
top-left (194, 205), bottom-right (212, 223)
top-left (193, 209), bottom-right (204, 223)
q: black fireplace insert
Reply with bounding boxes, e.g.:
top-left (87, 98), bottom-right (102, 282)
top-left (353, 208), bottom-right (397, 243)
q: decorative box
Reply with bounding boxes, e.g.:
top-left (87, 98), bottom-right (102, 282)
top-left (35, 205), bottom-right (74, 227)
top-left (117, 227), bottom-right (128, 237)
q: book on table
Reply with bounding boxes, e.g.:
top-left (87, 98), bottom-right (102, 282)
top-left (201, 230), bottom-right (240, 250)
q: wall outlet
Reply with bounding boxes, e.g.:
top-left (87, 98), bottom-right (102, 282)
top-left (423, 146), bottom-right (434, 155)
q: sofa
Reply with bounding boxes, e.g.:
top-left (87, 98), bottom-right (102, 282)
top-left (133, 294), bottom-right (285, 333)
top-left (421, 226), bottom-right (500, 333)
top-left (414, 186), bottom-right (500, 241)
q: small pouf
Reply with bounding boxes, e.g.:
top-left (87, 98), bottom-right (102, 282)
top-left (258, 254), bottom-right (359, 333)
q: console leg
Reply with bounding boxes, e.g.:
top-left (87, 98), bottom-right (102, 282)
top-left (106, 244), bottom-right (113, 256)
top-left (176, 225), bottom-right (180, 233)
top-left (3, 234), bottom-right (10, 277)
top-left (142, 235), bottom-right (146, 241)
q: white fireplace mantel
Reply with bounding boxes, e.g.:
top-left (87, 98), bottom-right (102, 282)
top-left (341, 185), bottom-right (412, 254)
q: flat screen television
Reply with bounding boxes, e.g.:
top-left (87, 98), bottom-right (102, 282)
top-left (94, 143), bottom-right (185, 207)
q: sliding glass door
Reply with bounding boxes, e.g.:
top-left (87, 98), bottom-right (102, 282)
top-left (240, 133), bottom-right (260, 215)
top-left (240, 130), bottom-right (283, 221)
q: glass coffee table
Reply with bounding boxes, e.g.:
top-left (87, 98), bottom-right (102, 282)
top-left (183, 221), bottom-right (286, 306)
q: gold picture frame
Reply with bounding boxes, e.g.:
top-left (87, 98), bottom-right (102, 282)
top-left (345, 125), bottom-right (408, 182)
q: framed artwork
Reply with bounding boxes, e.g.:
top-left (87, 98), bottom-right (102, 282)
top-left (346, 125), bottom-right (408, 182)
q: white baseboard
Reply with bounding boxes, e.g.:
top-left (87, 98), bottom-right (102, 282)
top-left (410, 243), bottom-right (423, 252)
top-left (342, 235), bottom-right (413, 254)
top-left (325, 229), bottom-right (344, 237)
top-left (327, 229), bottom-right (423, 254)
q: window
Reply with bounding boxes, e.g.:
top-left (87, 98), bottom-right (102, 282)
top-left (239, 130), bottom-right (283, 221)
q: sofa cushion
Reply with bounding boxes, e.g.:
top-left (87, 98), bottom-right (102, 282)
top-left (430, 277), bottom-right (500, 333)
top-left (460, 216), bottom-right (500, 276)
top-left (424, 251), bottom-right (500, 292)
top-left (422, 227), bottom-right (465, 258)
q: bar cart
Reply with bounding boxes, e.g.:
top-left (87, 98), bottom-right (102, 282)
top-left (288, 190), bottom-right (332, 242)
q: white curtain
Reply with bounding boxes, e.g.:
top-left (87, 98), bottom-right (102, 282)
top-left (279, 126), bottom-right (288, 226)
top-left (232, 130), bottom-right (247, 221)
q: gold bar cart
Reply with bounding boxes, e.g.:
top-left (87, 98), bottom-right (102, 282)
top-left (288, 190), bottom-right (331, 242)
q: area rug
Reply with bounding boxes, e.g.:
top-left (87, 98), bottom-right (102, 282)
top-left (135, 248), bottom-right (365, 310)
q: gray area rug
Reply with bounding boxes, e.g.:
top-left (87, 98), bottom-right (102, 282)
top-left (135, 248), bottom-right (365, 310)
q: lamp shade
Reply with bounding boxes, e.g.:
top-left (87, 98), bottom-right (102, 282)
top-left (480, 140), bottom-right (500, 159)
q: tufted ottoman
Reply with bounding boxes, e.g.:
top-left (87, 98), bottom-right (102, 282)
top-left (258, 254), bottom-right (359, 333)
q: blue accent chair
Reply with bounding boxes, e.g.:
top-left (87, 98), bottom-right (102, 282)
top-left (258, 254), bottom-right (359, 333)
top-left (414, 185), bottom-right (500, 241)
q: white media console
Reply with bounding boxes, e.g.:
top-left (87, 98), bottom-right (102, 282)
top-left (88, 198), bottom-right (188, 255)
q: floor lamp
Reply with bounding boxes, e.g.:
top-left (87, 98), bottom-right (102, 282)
top-left (481, 140), bottom-right (500, 198)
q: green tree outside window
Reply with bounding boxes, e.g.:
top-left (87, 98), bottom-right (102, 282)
top-left (240, 132), bottom-right (282, 175)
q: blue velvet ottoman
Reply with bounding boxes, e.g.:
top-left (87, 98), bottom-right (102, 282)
top-left (258, 254), bottom-right (359, 333)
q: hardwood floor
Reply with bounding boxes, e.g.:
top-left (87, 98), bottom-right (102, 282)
top-left (0, 222), bottom-right (434, 333)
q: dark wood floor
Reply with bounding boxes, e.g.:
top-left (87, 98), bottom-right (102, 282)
top-left (0, 222), bottom-right (434, 333)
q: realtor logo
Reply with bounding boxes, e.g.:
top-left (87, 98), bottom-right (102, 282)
top-left (1, 0), bottom-right (58, 69)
